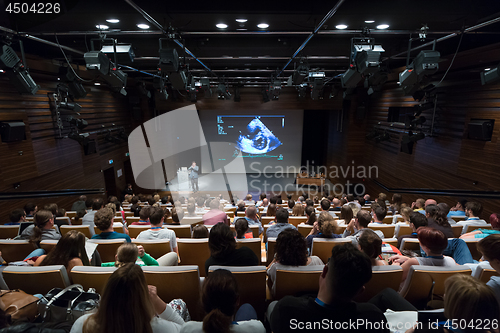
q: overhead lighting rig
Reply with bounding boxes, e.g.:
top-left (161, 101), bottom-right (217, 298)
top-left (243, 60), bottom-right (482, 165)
top-left (59, 66), bottom-right (87, 99)
top-left (0, 39), bottom-right (40, 95)
top-left (480, 64), bottom-right (500, 85)
top-left (217, 82), bottom-right (231, 100)
top-left (158, 39), bottom-right (188, 91)
top-left (309, 72), bottom-right (325, 100)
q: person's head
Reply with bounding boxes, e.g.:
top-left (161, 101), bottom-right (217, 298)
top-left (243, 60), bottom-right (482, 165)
top-left (146, 196), bottom-right (155, 206)
top-left (196, 196), bottom-right (205, 208)
top-left (425, 199), bottom-right (437, 208)
top-left (30, 210), bottom-right (54, 244)
top-left (44, 203), bottom-right (58, 216)
top-left (297, 196), bottom-right (304, 203)
top-left (187, 203), bottom-right (196, 215)
top-left (236, 201), bottom-right (245, 211)
top-left (245, 194), bottom-right (253, 201)
top-left (425, 204), bottom-right (439, 218)
top-left (392, 193), bottom-right (402, 205)
top-left (208, 223), bottom-right (236, 259)
top-left (317, 212), bottom-right (338, 236)
top-left (357, 197), bottom-right (366, 206)
top-left (40, 230), bottom-right (89, 267)
top-left (358, 229), bottom-right (382, 260)
top-left (409, 212), bottom-right (428, 230)
top-left (339, 198), bottom-right (347, 206)
top-left (356, 210), bottom-right (372, 229)
top-left (455, 199), bottom-right (468, 211)
top-left (305, 199), bottom-right (314, 207)
top-left (400, 207), bottom-right (413, 223)
top-left (489, 213), bottom-right (500, 230)
top-left (347, 202), bottom-right (360, 217)
top-left (192, 224), bottom-right (209, 238)
top-left (163, 208), bottom-right (171, 220)
top-left (266, 204), bottom-right (277, 217)
top-left (415, 198), bottom-right (425, 209)
top-left (417, 227), bottom-right (447, 255)
top-left (24, 202), bottom-right (37, 216)
top-left (444, 275), bottom-right (499, 330)
top-left (331, 198), bottom-right (340, 207)
top-left (92, 198), bottom-right (104, 211)
top-left (259, 193), bottom-right (267, 201)
top-left (275, 229), bottom-right (308, 266)
top-left (105, 202), bottom-right (117, 216)
top-left (320, 199), bottom-right (331, 211)
top-left (261, 198), bottom-right (269, 207)
top-left (245, 206), bottom-right (257, 219)
top-left (437, 202), bottom-right (450, 216)
top-left (130, 196), bottom-right (139, 205)
top-left (364, 194), bottom-right (371, 202)
top-left (345, 194), bottom-right (354, 203)
top-left (149, 207), bottom-right (164, 226)
top-left (377, 193), bottom-right (387, 203)
top-left (340, 206), bottom-right (353, 222)
top-left (373, 206), bottom-right (387, 222)
top-left (78, 195), bottom-right (87, 202)
top-left (292, 203), bottom-right (304, 216)
top-left (83, 263), bottom-right (155, 333)
top-left (275, 207), bottom-right (289, 224)
top-left (202, 269), bottom-right (239, 333)
top-left (287, 199), bottom-right (295, 210)
top-left (114, 243), bottom-right (139, 267)
top-left (322, 243), bottom-right (371, 301)
top-left (477, 234), bottom-right (500, 272)
top-left (171, 207), bottom-right (184, 223)
top-left (234, 218), bottom-right (249, 239)
top-left (209, 199), bottom-right (220, 210)
top-left (108, 196), bottom-right (118, 204)
top-left (9, 208), bottom-right (26, 223)
top-left (56, 208), bottom-right (66, 217)
top-left (94, 207), bottom-right (114, 231)
top-left (465, 201), bottom-right (482, 218)
top-left (269, 196), bottom-right (278, 205)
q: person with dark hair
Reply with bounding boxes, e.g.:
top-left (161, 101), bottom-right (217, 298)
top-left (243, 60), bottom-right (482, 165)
top-left (203, 199), bottom-right (229, 226)
top-left (132, 206), bottom-right (151, 225)
top-left (244, 206), bottom-right (263, 235)
top-left (319, 198), bottom-right (330, 212)
top-left (457, 201), bottom-right (488, 234)
top-left (82, 198), bottom-right (104, 236)
top-left (306, 211), bottom-right (341, 251)
top-left (234, 218), bottom-right (252, 239)
top-left (477, 234), bottom-right (500, 302)
top-left (71, 195), bottom-right (87, 213)
top-left (358, 229), bottom-right (386, 266)
top-left (396, 212), bottom-right (428, 248)
top-left (389, 227), bottom-right (456, 282)
top-left (7, 208), bottom-right (25, 225)
top-left (266, 208), bottom-right (297, 241)
top-left (267, 229), bottom-right (323, 297)
top-left (20, 209), bottom-right (60, 246)
top-left (92, 208), bottom-right (131, 242)
top-left (304, 206), bottom-right (316, 226)
top-left (447, 198), bottom-right (468, 218)
top-left (304, 199), bottom-right (314, 208)
top-left (137, 207), bottom-right (178, 256)
top-left (286, 199), bottom-right (294, 213)
top-left (182, 269), bottom-right (265, 333)
top-left (425, 204), bottom-right (453, 238)
top-left (269, 196), bottom-right (278, 205)
top-left (192, 224), bottom-right (209, 239)
top-left (371, 206), bottom-right (387, 224)
top-left (122, 183), bottom-right (134, 198)
top-left (389, 193), bottom-right (402, 214)
top-left (358, 196), bottom-right (366, 207)
top-left (436, 202), bottom-right (456, 225)
top-left (24, 202), bottom-right (37, 217)
top-left (205, 223), bottom-right (258, 275)
top-left (363, 194), bottom-right (371, 204)
top-left (338, 205), bottom-right (353, 226)
top-left (236, 201), bottom-right (246, 213)
top-left (186, 203), bottom-right (197, 217)
top-left (343, 210), bottom-right (384, 247)
top-left (265, 204), bottom-right (277, 218)
top-left (268, 243), bottom-right (388, 333)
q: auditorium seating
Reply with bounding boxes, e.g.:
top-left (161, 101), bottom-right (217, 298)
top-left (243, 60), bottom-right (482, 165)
top-left (273, 265), bottom-right (324, 300)
top-left (71, 266), bottom-right (117, 295)
top-left (399, 238), bottom-right (421, 251)
top-left (311, 238), bottom-right (353, 263)
top-left (0, 225), bottom-right (20, 239)
top-left (462, 238), bottom-right (483, 261)
top-left (177, 238), bottom-right (210, 277)
top-left (166, 225), bottom-right (192, 238)
top-left (266, 238), bottom-right (277, 265)
top-left (288, 216), bottom-right (308, 227)
top-left (354, 265), bottom-right (404, 302)
top-left (127, 225), bottom-right (151, 238)
top-left (39, 240), bottom-right (58, 254)
top-left (88, 239), bottom-right (126, 262)
top-left (132, 239), bottom-right (171, 259)
top-left (235, 238), bottom-right (261, 263)
top-left (472, 263), bottom-right (499, 284)
top-left (382, 238), bottom-right (398, 247)
top-left (60, 225), bottom-right (92, 238)
top-left (297, 224), bottom-right (313, 237)
top-left (395, 224), bottom-right (412, 238)
top-left (463, 224), bottom-right (492, 234)
top-left (451, 225), bottom-right (463, 238)
top-left (0, 240), bottom-right (37, 263)
top-left (368, 225), bottom-right (396, 238)
top-left (2, 265), bottom-right (71, 295)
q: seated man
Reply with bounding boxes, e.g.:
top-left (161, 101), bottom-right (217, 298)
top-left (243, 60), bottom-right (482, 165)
top-left (24, 203), bottom-right (37, 218)
top-left (91, 207), bottom-right (131, 242)
top-left (268, 243), bottom-right (389, 333)
top-left (82, 198), bottom-right (104, 236)
top-left (266, 208), bottom-right (297, 241)
top-left (396, 212), bottom-right (428, 248)
top-left (7, 208), bottom-right (26, 225)
top-left (131, 206), bottom-right (151, 225)
top-left (243, 206), bottom-right (263, 235)
top-left (343, 210), bottom-right (384, 247)
top-left (186, 203), bottom-right (197, 217)
top-left (369, 206), bottom-right (387, 225)
top-left (447, 199), bottom-right (467, 217)
top-left (412, 198), bottom-right (426, 215)
top-left (202, 198), bottom-right (229, 226)
top-left (457, 201), bottom-right (489, 234)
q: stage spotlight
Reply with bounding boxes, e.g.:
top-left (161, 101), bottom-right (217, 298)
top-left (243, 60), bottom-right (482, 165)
top-left (0, 45), bottom-right (40, 95)
top-left (399, 50), bottom-right (440, 96)
top-left (67, 116), bottom-right (88, 130)
top-left (355, 49), bottom-right (383, 75)
top-left (84, 51), bottom-right (110, 76)
top-left (159, 48), bottom-right (179, 72)
top-left (310, 78), bottom-right (324, 100)
top-left (292, 63), bottom-right (309, 85)
top-left (217, 83), bottom-right (231, 100)
top-left (102, 69), bottom-right (128, 95)
top-left (341, 68), bottom-right (363, 89)
top-left (137, 81), bottom-right (151, 99)
top-left (480, 64), bottom-right (500, 85)
top-left (271, 80), bottom-right (281, 100)
top-left (168, 71), bottom-right (187, 90)
top-left (101, 44), bottom-right (135, 63)
top-left (297, 84), bottom-right (307, 99)
top-left (60, 67), bottom-right (87, 99)
top-left (68, 130), bottom-right (90, 145)
top-left (201, 78), bottom-right (212, 97)
top-left (262, 87), bottom-right (271, 103)
top-left (59, 101), bottom-right (82, 112)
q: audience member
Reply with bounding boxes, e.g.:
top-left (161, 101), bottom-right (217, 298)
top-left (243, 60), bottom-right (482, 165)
top-left (24, 202), bottom-right (37, 217)
top-left (371, 206), bottom-right (387, 224)
top-left (337, 205), bottom-right (353, 226)
top-left (447, 199), bottom-right (467, 217)
top-left (304, 206), bottom-right (316, 226)
top-left (266, 208), bottom-right (297, 240)
top-left (461, 213), bottom-right (500, 239)
top-left (331, 198), bottom-right (342, 211)
top-left (397, 212), bottom-right (428, 248)
top-left (292, 203), bottom-right (304, 216)
top-left (358, 229), bottom-right (386, 266)
top-left (71, 195), bottom-right (87, 213)
top-left (20, 209), bottom-right (61, 246)
top-left (363, 194), bottom-right (371, 204)
top-left (243, 194), bottom-right (255, 205)
top-left (343, 210), bottom-right (384, 247)
top-left (437, 202), bottom-right (456, 225)
top-left (244, 206), bottom-right (263, 235)
top-left (477, 234), bottom-right (500, 302)
top-left (236, 201), bottom-right (246, 212)
top-left (7, 208), bottom-right (25, 225)
top-left (456, 201), bottom-right (488, 233)
top-left (235, 218), bottom-right (252, 239)
top-left (425, 204), bottom-right (453, 238)
top-left (287, 199), bottom-right (294, 213)
top-left (306, 211), bottom-right (340, 250)
top-left (202, 199), bottom-right (229, 226)
top-left (265, 204), bottom-right (277, 218)
top-left (171, 207), bottom-right (185, 224)
top-left (192, 224), bottom-right (209, 239)
top-left (137, 207), bottom-right (178, 254)
top-left (82, 198), bottom-right (104, 235)
top-left (92, 208), bottom-right (131, 242)
top-left (101, 243), bottom-right (161, 267)
top-left (132, 206), bottom-right (151, 225)
top-left (389, 193), bottom-right (402, 214)
top-left (412, 198), bottom-right (426, 214)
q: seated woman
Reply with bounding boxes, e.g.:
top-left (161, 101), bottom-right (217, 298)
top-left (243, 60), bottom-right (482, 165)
top-left (292, 203), bottom-right (304, 217)
top-left (91, 208), bottom-right (131, 242)
top-left (34, 230), bottom-right (89, 276)
top-left (204, 223), bottom-right (259, 276)
top-left (389, 227), bottom-right (456, 282)
top-left (192, 224), bottom-right (209, 239)
top-left (170, 207), bottom-right (184, 225)
top-left (265, 204), bottom-right (277, 218)
top-left (425, 204), bottom-right (454, 238)
top-left (357, 229), bottom-right (387, 266)
top-left (234, 218), bottom-right (252, 239)
top-left (304, 206), bottom-right (316, 226)
top-left (267, 229), bottom-right (323, 297)
top-left (181, 269), bottom-right (265, 333)
top-left (20, 209), bottom-right (61, 244)
top-left (336, 206), bottom-right (353, 226)
top-left (71, 263), bottom-right (185, 333)
top-left (461, 213), bottom-right (500, 239)
top-left (101, 243), bottom-right (159, 267)
top-left (305, 211), bottom-right (341, 251)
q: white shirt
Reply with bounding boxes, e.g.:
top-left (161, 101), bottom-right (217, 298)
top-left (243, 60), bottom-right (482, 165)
top-left (456, 218), bottom-right (489, 234)
top-left (137, 227), bottom-right (177, 251)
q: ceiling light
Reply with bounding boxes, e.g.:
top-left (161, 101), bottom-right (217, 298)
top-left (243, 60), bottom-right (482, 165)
top-left (96, 25), bottom-right (109, 30)
top-left (94, 82), bottom-right (101, 85)
top-left (376, 24), bottom-right (389, 29)
top-left (106, 19), bottom-right (120, 23)
top-left (216, 23), bottom-right (228, 29)
top-left (257, 23), bottom-right (269, 29)
top-left (336, 24), bottom-right (348, 29)
top-left (236, 19), bottom-right (247, 23)
top-left (365, 20), bottom-right (375, 23)
top-left (137, 24), bottom-right (150, 29)
top-left (237, 28), bottom-right (247, 31)
top-left (485, 68), bottom-right (491, 71)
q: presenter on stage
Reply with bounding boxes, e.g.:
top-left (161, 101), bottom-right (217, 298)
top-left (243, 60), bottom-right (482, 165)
top-left (188, 161), bottom-right (199, 192)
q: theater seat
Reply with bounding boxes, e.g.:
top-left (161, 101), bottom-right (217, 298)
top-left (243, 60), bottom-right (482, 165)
top-left (266, 238), bottom-right (277, 266)
top-left (400, 238), bottom-right (421, 252)
top-left (311, 238), bottom-right (352, 263)
top-left (354, 265), bottom-right (403, 302)
top-left (132, 239), bottom-right (171, 259)
top-left (0, 240), bottom-right (37, 263)
top-left (71, 266), bottom-right (117, 295)
top-left (274, 265), bottom-right (324, 300)
top-left (2, 265), bottom-right (70, 295)
top-left (177, 238), bottom-right (210, 277)
top-left (463, 224), bottom-right (492, 234)
top-left (462, 238), bottom-right (483, 261)
top-left (297, 224), bottom-right (313, 238)
top-left (39, 240), bottom-right (58, 254)
top-left (166, 225), bottom-right (192, 238)
top-left (0, 225), bottom-right (20, 239)
top-left (127, 225), bottom-right (151, 239)
top-left (472, 263), bottom-right (499, 284)
top-left (235, 238), bottom-right (261, 264)
top-left (368, 225), bottom-right (396, 238)
top-left (59, 225), bottom-right (92, 238)
top-left (88, 239), bottom-right (126, 262)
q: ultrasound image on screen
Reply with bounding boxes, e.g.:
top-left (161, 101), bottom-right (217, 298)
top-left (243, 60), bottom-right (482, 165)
top-left (236, 118), bottom-right (282, 154)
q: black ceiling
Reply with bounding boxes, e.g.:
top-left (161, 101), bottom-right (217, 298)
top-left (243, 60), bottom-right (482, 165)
top-left (2, 0), bottom-right (500, 85)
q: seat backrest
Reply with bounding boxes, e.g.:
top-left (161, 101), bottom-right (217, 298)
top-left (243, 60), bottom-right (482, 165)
top-left (88, 239), bottom-right (126, 262)
top-left (368, 225), bottom-right (396, 238)
top-left (180, 216), bottom-right (204, 226)
top-left (311, 238), bottom-right (353, 263)
top-left (261, 217), bottom-right (275, 225)
top-left (39, 240), bottom-right (58, 254)
top-left (208, 265), bottom-right (267, 318)
top-left (166, 225), bottom-right (192, 238)
top-left (472, 263), bottom-right (500, 284)
top-left (2, 265), bottom-right (70, 295)
top-left (263, 224), bottom-right (271, 243)
top-left (0, 240), bottom-right (36, 263)
top-left (451, 225), bottom-right (463, 238)
top-left (382, 238), bottom-right (398, 248)
top-left (132, 239), bottom-right (171, 259)
top-left (235, 239), bottom-right (262, 263)
top-left (127, 225), bottom-right (151, 239)
top-left (226, 212), bottom-right (234, 219)
top-left (382, 216), bottom-right (394, 224)
top-left (70, 266), bottom-right (116, 295)
top-left (142, 266), bottom-right (202, 320)
top-left (399, 265), bottom-right (472, 308)
top-left (397, 225), bottom-right (412, 238)
top-left (0, 225), bottom-right (20, 239)
top-left (464, 224), bottom-right (492, 234)
top-left (60, 225), bottom-right (92, 238)
top-left (288, 217), bottom-right (307, 227)
top-left (177, 238), bottom-right (210, 277)
top-left (266, 238), bottom-right (277, 265)
top-left (65, 211), bottom-right (77, 219)
top-left (126, 217), bottom-right (140, 224)
top-left (354, 265), bottom-right (403, 302)
top-left (297, 224), bottom-right (313, 238)
top-left (400, 238), bottom-right (421, 251)
top-left (462, 239), bottom-right (483, 261)
top-left (451, 216), bottom-right (467, 223)
top-left (93, 225), bottom-right (124, 235)
top-left (274, 265), bottom-right (324, 300)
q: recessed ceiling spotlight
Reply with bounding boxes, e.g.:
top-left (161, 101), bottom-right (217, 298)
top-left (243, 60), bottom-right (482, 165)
top-left (106, 19), bottom-right (120, 23)
top-left (257, 23), bottom-right (269, 29)
top-left (236, 19), bottom-right (247, 23)
top-left (96, 24), bottom-right (109, 30)
top-left (95, 82), bottom-right (101, 85)
top-left (137, 24), bottom-right (150, 29)
top-left (377, 24), bottom-right (389, 29)
top-left (335, 24), bottom-right (348, 29)
top-left (237, 28), bottom-right (248, 31)
top-left (216, 23), bottom-right (228, 29)
top-left (365, 20), bottom-right (375, 23)
top-left (485, 68), bottom-right (491, 71)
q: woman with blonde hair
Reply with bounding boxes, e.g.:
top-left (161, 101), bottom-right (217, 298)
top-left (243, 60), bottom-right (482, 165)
top-left (292, 203), bottom-right (304, 217)
top-left (101, 243), bottom-right (159, 267)
top-left (305, 211), bottom-right (340, 251)
top-left (71, 263), bottom-right (184, 333)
